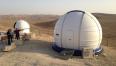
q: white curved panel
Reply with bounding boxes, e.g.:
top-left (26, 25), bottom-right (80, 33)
top-left (86, 13), bottom-right (102, 48)
top-left (54, 15), bottom-right (65, 47)
top-left (62, 12), bottom-right (84, 49)
top-left (80, 13), bottom-right (102, 49)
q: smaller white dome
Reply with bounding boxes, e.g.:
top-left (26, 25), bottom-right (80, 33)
top-left (14, 20), bottom-right (30, 34)
top-left (15, 20), bottom-right (30, 29)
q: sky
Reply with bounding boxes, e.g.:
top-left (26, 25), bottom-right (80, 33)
top-left (0, 0), bottom-right (116, 15)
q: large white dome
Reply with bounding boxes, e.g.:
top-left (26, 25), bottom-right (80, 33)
top-left (52, 10), bottom-right (102, 55)
top-left (14, 20), bottom-right (30, 34)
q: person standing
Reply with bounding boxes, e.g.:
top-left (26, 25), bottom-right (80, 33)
top-left (7, 29), bottom-right (12, 45)
top-left (10, 29), bottom-right (14, 42)
top-left (14, 28), bottom-right (21, 40)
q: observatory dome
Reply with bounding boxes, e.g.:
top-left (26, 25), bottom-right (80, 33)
top-left (14, 20), bottom-right (30, 34)
top-left (52, 10), bottom-right (102, 55)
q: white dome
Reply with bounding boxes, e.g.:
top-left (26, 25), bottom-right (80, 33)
top-left (14, 20), bottom-right (30, 34)
top-left (54, 10), bottom-right (102, 50)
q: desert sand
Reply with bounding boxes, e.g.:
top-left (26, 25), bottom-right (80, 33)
top-left (0, 14), bottom-right (116, 66)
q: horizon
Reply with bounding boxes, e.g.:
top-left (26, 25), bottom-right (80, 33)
top-left (0, 0), bottom-right (116, 15)
top-left (0, 12), bottom-right (116, 16)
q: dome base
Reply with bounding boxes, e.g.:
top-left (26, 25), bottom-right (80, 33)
top-left (52, 44), bottom-right (103, 56)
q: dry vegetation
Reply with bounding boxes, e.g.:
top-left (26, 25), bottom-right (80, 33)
top-left (94, 13), bottom-right (116, 48)
top-left (0, 14), bottom-right (116, 66)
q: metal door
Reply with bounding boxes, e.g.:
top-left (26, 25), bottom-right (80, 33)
top-left (62, 31), bottom-right (74, 49)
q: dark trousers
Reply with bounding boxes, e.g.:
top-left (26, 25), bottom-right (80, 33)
top-left (16, 35), bottom-right (20, 40)
top-left (8, 36), bottom-right (14, 45)
top-left (8, 37), bottom-right (12, 45)
top-left (11, 36), bottom-right (13, 42)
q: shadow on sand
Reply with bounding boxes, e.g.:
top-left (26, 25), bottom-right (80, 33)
top-left (14, 40), bottom-right (71, 60)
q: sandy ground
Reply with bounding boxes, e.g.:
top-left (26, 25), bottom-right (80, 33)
top-left (0, 14), bottom-right (116, 66)
top-left (0, 34), bottom-right (115, 66)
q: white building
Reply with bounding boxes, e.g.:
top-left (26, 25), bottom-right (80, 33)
top-left (14, 20), bottom-right (30, 35)
top-left (52, 10), bottom-right (102, 55)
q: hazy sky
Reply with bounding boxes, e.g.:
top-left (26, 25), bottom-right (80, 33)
top-left (0, 0), bottom-right (115, 15)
